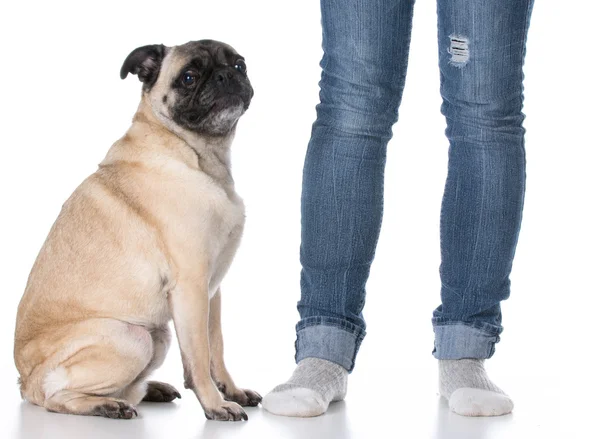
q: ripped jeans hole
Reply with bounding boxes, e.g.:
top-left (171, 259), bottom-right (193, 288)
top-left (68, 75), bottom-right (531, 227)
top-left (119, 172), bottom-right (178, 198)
top-left (448, 35), bottom-right (470, 66)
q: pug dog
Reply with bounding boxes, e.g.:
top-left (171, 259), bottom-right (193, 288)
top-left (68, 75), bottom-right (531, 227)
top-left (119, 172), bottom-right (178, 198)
top-left (14, 40), bottom-right (260, 421)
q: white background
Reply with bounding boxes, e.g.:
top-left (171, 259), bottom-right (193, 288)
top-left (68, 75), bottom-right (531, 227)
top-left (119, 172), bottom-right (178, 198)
top-left (0, 1), bottom-right (598, 438)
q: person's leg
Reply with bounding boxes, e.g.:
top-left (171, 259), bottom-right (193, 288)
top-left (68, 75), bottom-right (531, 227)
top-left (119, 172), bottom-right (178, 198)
top-left (433, 0), bottom-right (535, 416)
top-left (262, 0), bottom-right (415, 417)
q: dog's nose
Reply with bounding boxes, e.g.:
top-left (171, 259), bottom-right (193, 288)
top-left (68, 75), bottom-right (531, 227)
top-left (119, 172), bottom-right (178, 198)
top-left (216, 70), bottom-right (234, 85)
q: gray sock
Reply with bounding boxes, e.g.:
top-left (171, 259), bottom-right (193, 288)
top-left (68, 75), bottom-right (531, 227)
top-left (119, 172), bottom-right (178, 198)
top-left (262, 357), bottom-right (348, 417)
top-left (439, 359), bottom-right (513, 417)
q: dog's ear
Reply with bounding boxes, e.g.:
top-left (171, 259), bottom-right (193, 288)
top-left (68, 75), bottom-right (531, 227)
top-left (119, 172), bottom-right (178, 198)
top-left (120, 44), bottom-right (166, 88)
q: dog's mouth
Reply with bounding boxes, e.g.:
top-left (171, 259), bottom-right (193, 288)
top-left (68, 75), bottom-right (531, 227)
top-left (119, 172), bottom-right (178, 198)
top-left (217, 92), bottom-right (249, 111)
top-left (171, 84), bottom-right (252, 135)
top-left (176, 97), bottom-right (245, 135)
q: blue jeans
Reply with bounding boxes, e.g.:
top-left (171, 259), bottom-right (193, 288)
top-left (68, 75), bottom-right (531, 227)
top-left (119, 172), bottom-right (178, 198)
top-left (296, 0), bottom-right (535, 371)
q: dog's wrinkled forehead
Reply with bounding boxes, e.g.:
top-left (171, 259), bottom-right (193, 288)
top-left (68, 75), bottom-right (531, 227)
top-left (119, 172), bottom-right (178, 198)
top-left (162, 40), bottom-right (241, 79)
top-left (177, 40), bottom-right (238, 62)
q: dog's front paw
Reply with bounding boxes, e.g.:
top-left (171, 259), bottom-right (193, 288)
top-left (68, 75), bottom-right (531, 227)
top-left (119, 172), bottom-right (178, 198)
top-left (204, 401), bottom-right (248, 421)
top-left (229, 389), bottom-right (262, 407)
top-left (217, 382), bottom-right (262, 407)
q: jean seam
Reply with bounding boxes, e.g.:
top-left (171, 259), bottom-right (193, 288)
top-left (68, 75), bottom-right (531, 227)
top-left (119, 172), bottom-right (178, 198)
top-left (432, 319), bottom-right (502, 337)
top-left (296, 316), bottom-right (366, 338)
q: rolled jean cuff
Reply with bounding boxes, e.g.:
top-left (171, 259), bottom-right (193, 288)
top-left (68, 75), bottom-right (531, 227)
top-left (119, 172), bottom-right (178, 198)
top-left (295, 316), bottom-right (366, 372)
top-left (432, 322), bottom-right (501, 359)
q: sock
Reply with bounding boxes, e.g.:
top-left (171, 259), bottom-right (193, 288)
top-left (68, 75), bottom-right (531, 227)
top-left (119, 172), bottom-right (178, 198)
top-left (439, 359), bottom-right (514, 417)
top-left (262, 357), bottom-right (348, 417)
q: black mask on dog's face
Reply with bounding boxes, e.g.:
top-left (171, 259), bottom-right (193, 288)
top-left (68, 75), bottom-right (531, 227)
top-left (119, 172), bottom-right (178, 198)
top-left (121, 40), bottom-right (253, 137)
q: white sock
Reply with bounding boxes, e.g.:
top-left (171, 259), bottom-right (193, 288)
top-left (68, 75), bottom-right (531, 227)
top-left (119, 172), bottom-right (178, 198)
top-left (439, 359), bottom-right (514, 417)
top-left (262, 357), bottom-right (348, 417)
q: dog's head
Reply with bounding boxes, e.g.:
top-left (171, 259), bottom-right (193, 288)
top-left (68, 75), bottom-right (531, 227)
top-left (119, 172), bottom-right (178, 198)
top-left (121, 40), bottom-right (253, 137)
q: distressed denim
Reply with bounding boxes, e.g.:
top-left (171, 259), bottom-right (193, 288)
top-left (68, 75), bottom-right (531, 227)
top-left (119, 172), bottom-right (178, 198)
top-left (296, 0), bottom-right (535, 371)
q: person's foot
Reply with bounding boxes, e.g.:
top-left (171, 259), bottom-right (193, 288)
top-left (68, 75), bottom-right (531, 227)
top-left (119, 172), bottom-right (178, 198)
top-left (262, 357), bottom-right (348, 417)
top-left (439, 359), bottom-right (513, 416)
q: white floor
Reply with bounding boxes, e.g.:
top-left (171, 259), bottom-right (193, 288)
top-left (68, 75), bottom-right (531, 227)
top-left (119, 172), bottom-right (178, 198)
top-left (2, 359), bottom-right (576, 439)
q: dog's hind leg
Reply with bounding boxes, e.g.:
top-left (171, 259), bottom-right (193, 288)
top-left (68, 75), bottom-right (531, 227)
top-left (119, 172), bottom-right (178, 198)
top-left (41, 320), bottom-right (153, 419)
top-left (142, 381), bottom-right (181, 403)
top-left (116, 325), bottom-right (181, 404)
top-left (45, 391), bottom-right (139, 419)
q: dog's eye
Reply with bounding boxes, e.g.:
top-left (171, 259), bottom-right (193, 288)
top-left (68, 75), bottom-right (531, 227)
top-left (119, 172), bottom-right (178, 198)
top-left (234, 60), bottom-right (247, 74)
top-left (182, 71), bottom-right (197, 86)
